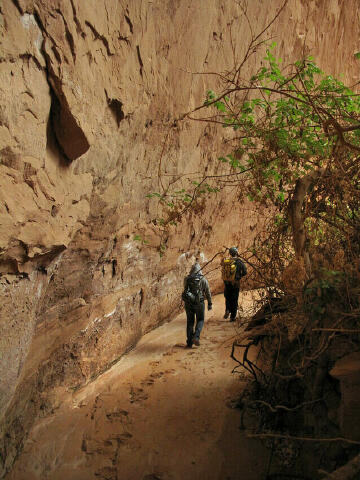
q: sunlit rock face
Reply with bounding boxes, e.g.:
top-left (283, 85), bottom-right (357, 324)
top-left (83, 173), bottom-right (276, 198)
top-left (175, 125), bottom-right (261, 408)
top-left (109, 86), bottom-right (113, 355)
top-left (0, 0), bottom-right (359, 475)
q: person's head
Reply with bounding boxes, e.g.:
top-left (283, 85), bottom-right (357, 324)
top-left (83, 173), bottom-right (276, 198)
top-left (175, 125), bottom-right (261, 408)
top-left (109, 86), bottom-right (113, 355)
top-left (189, 262), bottom-right (202, 275)
top-left (229, 247), bottom-right (238, 257)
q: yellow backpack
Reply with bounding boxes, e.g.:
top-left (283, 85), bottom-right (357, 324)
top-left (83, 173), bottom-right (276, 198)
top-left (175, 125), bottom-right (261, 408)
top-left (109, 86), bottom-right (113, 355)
top-left (221, 257), bottom-right (237, 283)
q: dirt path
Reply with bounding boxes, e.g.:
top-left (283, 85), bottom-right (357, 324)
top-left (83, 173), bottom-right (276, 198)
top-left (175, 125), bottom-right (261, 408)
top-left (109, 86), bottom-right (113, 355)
top-left (8, 293), bottom-right (268, 480)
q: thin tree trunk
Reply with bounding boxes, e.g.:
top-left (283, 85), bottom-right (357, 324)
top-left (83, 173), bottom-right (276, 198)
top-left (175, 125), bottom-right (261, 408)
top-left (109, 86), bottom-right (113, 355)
top-left (288, 168), bottom-right (324, 276)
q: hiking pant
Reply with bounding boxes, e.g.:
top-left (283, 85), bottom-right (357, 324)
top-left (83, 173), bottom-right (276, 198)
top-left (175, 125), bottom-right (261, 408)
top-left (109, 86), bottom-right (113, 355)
top-left (185, 302), bottom-right (205, 345)
top-left (224, 282), bottom-right (240, 319)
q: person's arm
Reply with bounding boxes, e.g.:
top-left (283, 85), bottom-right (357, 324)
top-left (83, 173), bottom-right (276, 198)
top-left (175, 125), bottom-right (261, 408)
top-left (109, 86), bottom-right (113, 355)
top-left (235, 259), bottom-right (247, 280)
top-left (202, 277), bottom-right (212, 309)
top-left (241, 260), bottom-right (247, 276)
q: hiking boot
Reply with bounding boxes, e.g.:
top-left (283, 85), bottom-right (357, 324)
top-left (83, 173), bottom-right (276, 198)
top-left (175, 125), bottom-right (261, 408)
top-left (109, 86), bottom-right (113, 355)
top-left (194, 339), bottom-right (200, 346)
top-left (186, 342), bottom-right (193, 348)
top-left (230, 316), bottom-right (236, 322)
top-left (224, 310), bottom-right (230, 319)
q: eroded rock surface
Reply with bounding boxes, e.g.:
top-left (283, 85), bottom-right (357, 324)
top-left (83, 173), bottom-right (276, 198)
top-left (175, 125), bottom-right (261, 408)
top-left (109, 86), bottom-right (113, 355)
top-left (1, 0), bottom-right (359, 476)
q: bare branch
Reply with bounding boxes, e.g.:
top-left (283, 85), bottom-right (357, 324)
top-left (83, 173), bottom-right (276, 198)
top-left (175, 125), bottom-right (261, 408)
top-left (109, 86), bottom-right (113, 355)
top-left (247, 433), bottom-right (360, 445)
top-left (251, 397), bottom-right (323, 413)
top-left (312, 328), bottom-right (360, 334)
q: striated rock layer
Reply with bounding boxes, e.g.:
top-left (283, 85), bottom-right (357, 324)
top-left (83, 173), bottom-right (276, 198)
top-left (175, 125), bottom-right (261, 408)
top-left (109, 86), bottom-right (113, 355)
top-left (0, 0), bottom-right (359, 475)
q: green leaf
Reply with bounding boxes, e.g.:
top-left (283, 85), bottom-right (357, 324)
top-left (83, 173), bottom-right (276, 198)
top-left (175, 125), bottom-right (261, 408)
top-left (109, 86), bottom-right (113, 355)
top-left (214, 101), bottom-right (226, 112)
top-left (277, 192), bottom-right (285, 202)
top-left (247, 193), bottom-right (255, 202)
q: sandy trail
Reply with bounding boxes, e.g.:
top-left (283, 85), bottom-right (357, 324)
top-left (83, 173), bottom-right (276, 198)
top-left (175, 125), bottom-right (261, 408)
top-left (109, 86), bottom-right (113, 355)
top-left (8, 293), bottom-right (268, 480)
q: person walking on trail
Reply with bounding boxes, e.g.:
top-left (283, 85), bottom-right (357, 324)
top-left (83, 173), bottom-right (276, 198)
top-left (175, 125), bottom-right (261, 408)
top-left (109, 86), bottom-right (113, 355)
top-left (182, 263), bottom-right (212, 348)
top-left (221, 247), bottom-right (247, 322)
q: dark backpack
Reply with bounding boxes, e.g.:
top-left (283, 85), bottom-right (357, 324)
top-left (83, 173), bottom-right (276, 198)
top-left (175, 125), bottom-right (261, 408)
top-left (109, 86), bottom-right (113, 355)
top-left (182, 274), bottom-right (204, 306)
top-left (235, 259), bottom-right (247, 280)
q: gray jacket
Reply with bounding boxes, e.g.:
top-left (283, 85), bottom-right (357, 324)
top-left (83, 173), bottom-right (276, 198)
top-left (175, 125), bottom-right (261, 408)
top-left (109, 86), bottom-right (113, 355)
top-left (184, 263), bottom-right (212, 305)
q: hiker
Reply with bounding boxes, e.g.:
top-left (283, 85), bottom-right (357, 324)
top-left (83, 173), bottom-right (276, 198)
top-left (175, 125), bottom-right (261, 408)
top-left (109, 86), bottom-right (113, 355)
top-left (221, 247), bottom-right (247, 322)
top-left (182, 263), bottom-right (212, 348)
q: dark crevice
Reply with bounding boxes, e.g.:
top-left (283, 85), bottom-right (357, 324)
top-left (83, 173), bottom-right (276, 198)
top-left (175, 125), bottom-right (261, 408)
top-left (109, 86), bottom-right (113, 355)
top-left (136, 45), bottom-right (143, 78)
top-left (19, 52), bottom-right (42, 70)
top-left (51, 205), bottom-right (59, 217)
top-left (112, 259), bottom-right (117, 277)
top-left (51, 44), bottom-right (61, 63)
top-left (105, 90), bottom-right (125, 127)
top-left (32, 8), bottom-right (45, 32)
top-left (0, 242), bottom-right (65, 276)
top-left (46, 78), bottom-right (89, 162)
top-left (24, 108), bottom-right (38, 120)
top-left (118, 34), bottom-right (130, 45)
top-left (124, 14), bottom-right (133, 34)
top-left (0, 258), bottom-right (20, 275)
top-left (85, 20), bottom-right (113, 56)
top-left (31, 245), bottom-right (67, 268)
top-left (11, 0), bottom-right (23, 15)
top-left (69, 0), bottom-right (84, 37)
top-left (55, 9), bottom-right (76, 61)
top-left (46, 92), bottom-right (71, 165)
top-left (32, 9), bottom-right (90, 162)
top-left (108, 99), bottom-right (124, 126)
top-left (139, 288), bottom-right (144, 310)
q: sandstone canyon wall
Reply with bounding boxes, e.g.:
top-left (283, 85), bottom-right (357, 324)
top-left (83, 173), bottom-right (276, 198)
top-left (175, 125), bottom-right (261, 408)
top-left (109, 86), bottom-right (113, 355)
top-left (0, 0), bottom-right (359, 475)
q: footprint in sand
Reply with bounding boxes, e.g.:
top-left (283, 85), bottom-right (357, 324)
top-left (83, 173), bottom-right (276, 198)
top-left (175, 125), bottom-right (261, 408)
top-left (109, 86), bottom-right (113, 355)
top-left (105, 408), bottom-right (129, 423)
top-left (129, 386), bottom-right (149, 403)
top-left (162, 350), bottom-right (174, 357)
top-left (94, 466), bottom-right (118, 480)
top-left (82, 431), bottom-right (132, 456)
top-left (90, 394), bottom-right (104, 420)
top-left (149, 360), bottom-right (160, 366)
top-left (141, 372), bottom-right (162, 386)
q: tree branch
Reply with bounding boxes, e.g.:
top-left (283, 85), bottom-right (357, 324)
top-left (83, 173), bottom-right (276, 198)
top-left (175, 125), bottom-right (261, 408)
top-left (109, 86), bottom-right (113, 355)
top-left (247, 433), bottom-right (360, 445)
